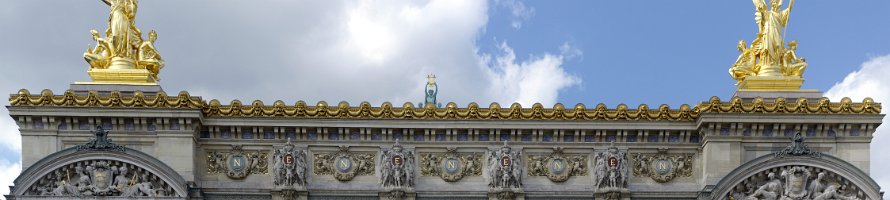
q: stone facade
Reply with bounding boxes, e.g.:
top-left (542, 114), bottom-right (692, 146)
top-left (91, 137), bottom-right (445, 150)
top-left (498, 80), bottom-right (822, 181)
top-left (4, 89), bottom-right (885, 200)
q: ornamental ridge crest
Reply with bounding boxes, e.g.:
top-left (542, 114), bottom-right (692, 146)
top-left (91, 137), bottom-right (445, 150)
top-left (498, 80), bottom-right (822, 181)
top-left (775, 132), bottom-right (821, 158)
top-left (75, 126), bottom-right (125, 152)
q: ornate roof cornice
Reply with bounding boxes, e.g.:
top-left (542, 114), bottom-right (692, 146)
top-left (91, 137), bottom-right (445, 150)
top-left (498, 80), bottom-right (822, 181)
top-left (8, 89), bottom-right (203, 109)
top-left (8, 89), bottom-right (881, 121)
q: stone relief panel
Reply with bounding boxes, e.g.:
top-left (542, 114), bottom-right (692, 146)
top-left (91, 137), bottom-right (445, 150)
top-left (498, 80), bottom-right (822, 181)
top-left (25, 160), bottom-right (178, 197)
top-left (271, 139), bottom-right (308, 188)
top-left (487, 141), bottom-right (523, 190)
top-left (206, 144), bottom-right (269, 179)
top-left (593, 143), bottom-right (629, 192)
top-left (527, 147), bottom-right (588, 182)
top-left (728, 166), bottom-right (864, 200)
top-left (631, 149), bottom-right (693, 183)
top-left (380, 140), bottom-right (416, 189)
top-left (419, 147), bottom-right (482, 182)
top-left (313, 146), bottom-right (375, 181)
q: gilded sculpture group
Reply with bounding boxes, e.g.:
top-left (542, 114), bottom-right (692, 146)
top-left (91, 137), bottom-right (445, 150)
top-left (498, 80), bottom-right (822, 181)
top-left (729, 0), bottom-right (807, 84)
top-left (84, 0), bottom-right (164, 81)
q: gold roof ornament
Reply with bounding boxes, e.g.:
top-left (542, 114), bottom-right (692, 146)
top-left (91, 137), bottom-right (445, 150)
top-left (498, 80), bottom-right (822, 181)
top-left (79, 0), bottom-right (164, 85)
top-left (729, 0), bottom-right (810, 92)
top-left (8, 90), bottom-right (882, 120)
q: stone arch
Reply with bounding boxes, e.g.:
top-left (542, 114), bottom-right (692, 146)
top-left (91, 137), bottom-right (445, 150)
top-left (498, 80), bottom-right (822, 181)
top-left (10, 145), bottom-right (188, 198)
top-left (709, 154), bottom-right (881, 200)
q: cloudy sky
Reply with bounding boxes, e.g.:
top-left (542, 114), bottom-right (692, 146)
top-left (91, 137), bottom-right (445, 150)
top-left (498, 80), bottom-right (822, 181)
top-left (1, 0), bottom-right (889, 198)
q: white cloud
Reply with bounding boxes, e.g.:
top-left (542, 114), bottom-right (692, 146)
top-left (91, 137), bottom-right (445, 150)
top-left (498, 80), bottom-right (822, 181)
top-left (825, 54), bottom-right (890, 199)
top-left (495, 0), bottom-right (535, 29)
top-left (276, 0), bottom-right (577, 105)
top-left (0, 159), bottom-right (21, 199)
top-left (0, 113), bottom-right (21, 152)
top-left (484, 42), bottom-right (581, 105)
top-left (0, 1), bottom-right (581, 197)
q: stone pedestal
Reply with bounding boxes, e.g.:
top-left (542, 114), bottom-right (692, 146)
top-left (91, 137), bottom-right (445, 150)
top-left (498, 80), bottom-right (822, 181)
top-left (736, 76), bottom-right (804, 91)
top-left (488, 188), bottom-right (524, 200)
top-left (69, 83), bottom-right (163, 96)
top-left (733, 90), bottom-right (823, 99)
top-left (734, 76), bottom-right (822, 100)
top-left (379, 188), bottom-right (416, 200)
top-left (594, 188), bottom-right (630, 200)
top-left (82, 68), bottom-right (157, 85)
top-left (271, 189), bottom-right (309, 200)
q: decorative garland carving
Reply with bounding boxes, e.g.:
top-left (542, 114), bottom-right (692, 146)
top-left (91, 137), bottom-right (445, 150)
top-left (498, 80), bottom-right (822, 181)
top-left (527, 147), bottom-right (588, 182)
top-left (631, 149), bottom-right (693, 183)
top-left (9, 89), bottom-right (203, 109)
top-left (419, 147), bottom-right (482, 182)
top-left (25, 159), bottom-right (177, 197)
top-left (12, 90), bottom-right (880, 120)
top-left (313, 146), bottom-right (375, 181)
top-left (206, 145), bottom-right (269, 179)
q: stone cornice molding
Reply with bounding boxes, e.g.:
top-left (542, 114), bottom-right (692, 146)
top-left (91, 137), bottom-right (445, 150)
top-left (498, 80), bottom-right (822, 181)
top-left (10, 90), bottom-right (881, 121)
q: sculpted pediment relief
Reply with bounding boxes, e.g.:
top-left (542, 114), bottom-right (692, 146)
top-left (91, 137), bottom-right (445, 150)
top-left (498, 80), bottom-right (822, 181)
top-left (25, 159), bottom-right (178, 197)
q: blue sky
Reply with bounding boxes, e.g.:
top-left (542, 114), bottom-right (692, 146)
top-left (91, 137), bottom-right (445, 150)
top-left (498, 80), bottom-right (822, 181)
top-left (0, 0), bottom-right (889, 198)
top-left (482, 1), bottom-right (890, 106)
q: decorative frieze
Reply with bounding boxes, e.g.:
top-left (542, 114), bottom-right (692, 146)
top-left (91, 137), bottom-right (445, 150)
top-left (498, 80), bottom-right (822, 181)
top-left (631, 149), bottom-right (693, 183)
top-left (11, 90), bottom-right (881, 120)
top-left (526, 147), bottom-right (588, 182)
top-left (313, 146), bottom-right (375, 181)
top-left (419, 147), bottom-right (482, 182)
top-left (206, 145), bottom-right (269, 179)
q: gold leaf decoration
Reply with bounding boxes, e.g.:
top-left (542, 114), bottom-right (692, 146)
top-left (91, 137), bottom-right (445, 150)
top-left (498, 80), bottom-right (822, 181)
top-left (9, 90), bottom-right (881, 120)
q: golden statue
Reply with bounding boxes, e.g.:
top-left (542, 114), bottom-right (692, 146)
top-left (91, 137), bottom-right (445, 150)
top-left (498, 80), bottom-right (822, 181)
top-left (138, 30), bottom-right (164, 81)
top-left (729, 0), bottom-right (808, 91)
top-left (79, 0), bottom-right (164, 85)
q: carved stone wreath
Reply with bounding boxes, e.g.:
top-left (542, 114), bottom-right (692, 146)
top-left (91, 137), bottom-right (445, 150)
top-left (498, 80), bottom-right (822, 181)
top-left (419, 147), bottom-right (482, 182)
top-left (313, 146), bottom-right (375, 182)
top-left (206, 145), bottom-right (269, 179)
top-left (631, 150), bottom-right (693, 183)
top-left (527, 147), bottom-right (588, 182)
